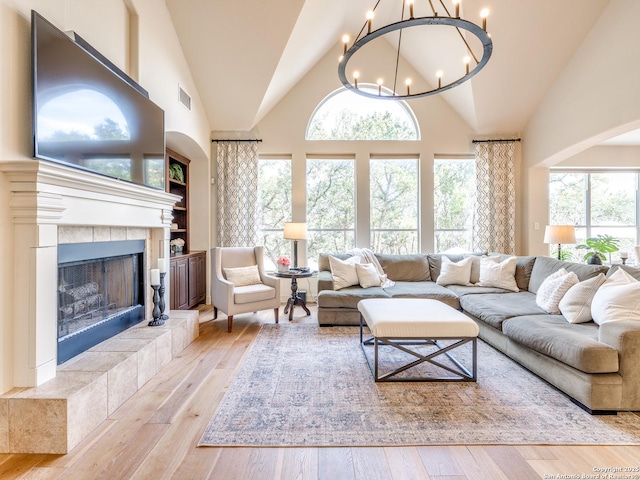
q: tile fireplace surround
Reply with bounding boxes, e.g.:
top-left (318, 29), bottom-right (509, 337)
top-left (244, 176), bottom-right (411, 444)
top-left (0, 160), bottom-right (199, 453)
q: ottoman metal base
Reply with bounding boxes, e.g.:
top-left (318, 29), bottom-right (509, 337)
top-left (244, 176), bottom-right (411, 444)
top-left (360, 314), bottom-right (477, 382)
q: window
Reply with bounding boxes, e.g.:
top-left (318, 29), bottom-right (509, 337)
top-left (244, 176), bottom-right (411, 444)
top-left (306, 158), bottom-right (355, 265)
top-left (257, 157), bottom-right (292, 269)
top-left (549, 171), bottom-right (639, 262)
top-left (370, 158), bottom-right (419, 253)
top-left (433, 159), bottom-right (476, 252)
top-left (306, 87), bottom-right (419, 141)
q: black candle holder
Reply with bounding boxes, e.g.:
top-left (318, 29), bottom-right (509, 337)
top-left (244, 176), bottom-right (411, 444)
top-left (148, 284), bottom-right (164, 326)
top-left (159, 272), bottom-right (168, 320)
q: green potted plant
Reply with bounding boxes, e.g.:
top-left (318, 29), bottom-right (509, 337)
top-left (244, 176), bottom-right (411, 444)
top-left (577, 234), bottom-right (620, 265)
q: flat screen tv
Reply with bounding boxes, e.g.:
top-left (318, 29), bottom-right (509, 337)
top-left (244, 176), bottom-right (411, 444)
top-left (32, 10), bottom-right (165, 190)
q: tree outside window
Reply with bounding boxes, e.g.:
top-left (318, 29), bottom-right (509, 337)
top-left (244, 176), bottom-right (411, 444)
top-left (549, 171), bottom-right (638, 262)
top-left (257, 158), bottom-right (292, 269)
top-left (306, 159), bottom-right (355, 267)
top-left (370, 158), bottom-right (419, 253)
top-left (434, 159), bottom-right (475, 252)
top-left (306, 87), bottom-right (419, 141)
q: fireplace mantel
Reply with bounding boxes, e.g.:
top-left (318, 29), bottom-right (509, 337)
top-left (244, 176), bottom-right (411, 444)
top-left (0, 159), bottom-right (180, 387)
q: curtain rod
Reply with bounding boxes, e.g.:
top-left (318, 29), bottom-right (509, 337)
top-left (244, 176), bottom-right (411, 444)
top-left (472, 138), bottom-right (521, 143)
top-left (211, 139), bottom-right (262, 143)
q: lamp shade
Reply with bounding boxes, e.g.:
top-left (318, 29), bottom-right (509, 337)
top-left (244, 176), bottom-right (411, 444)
top-left (283, 222), bottom-right (307, 240)
top-left (543, 225), bottom-right (576, 245)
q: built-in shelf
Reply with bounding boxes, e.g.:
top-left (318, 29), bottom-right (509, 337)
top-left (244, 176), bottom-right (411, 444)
top-left (166, 149), bottom-right (191, 253)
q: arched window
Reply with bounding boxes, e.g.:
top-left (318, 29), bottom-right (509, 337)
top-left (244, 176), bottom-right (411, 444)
top-left (306, 86), bottom-right (420, 141)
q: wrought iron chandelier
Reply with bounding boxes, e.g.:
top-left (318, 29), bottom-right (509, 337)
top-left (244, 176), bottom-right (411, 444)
top-left (338, 0), bottom-right (493, 100)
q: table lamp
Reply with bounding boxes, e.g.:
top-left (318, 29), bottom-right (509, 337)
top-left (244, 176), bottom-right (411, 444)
top-left (283, 222), bottom-right (307, 268)
top-left (543, 225), bottom-right (576, 260)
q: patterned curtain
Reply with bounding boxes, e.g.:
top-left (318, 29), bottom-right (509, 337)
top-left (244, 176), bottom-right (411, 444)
top-left (473, 141), bottom-right (516, 254)
top-left (216, 141), bottom-right (259, 247)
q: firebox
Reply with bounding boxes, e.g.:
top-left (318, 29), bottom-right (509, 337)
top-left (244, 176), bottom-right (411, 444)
top-left (57, 240), bottom-right (145, 364)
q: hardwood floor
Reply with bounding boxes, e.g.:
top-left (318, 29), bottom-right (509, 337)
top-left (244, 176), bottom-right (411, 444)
top-left (1, 304), bottom-right (639, 479)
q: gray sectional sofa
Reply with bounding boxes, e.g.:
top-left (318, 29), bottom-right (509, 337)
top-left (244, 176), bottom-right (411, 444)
top-left (316, 252), bottom-right (640, 414)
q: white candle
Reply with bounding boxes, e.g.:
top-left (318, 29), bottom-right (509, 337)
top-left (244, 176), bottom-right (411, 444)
top-left (158, 258), bottom-right (167, 273)
top-left (620, 251), bottom-right (628, 259)
top-left (150, 269), bottom-right (160, 286)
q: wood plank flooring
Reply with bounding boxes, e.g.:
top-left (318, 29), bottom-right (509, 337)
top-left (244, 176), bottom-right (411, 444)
top-left (2, 305), bottom-right (640, 479)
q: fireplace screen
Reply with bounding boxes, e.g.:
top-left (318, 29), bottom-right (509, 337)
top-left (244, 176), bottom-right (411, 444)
top-left (58, 255), bottom-right (140, 339)
top-left (57, 240), bottom-right (145, 364)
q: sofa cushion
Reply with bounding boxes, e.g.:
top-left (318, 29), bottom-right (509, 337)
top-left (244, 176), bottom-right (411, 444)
top-left (435, 256), bottom-right (473, 286)
top-left (375, 253), bottom-right (431, 282)
top-left (329, 255), bottom-right (361, 290)
top-left (528, 256), bottom-right (608, 294)
top-left (383, 281), bottom-right (461, 309)
top-left (317, 287), bottom-right (390, 309)
top-left (428, 253), bottom-right (484, 281)
top-left (559, 273), bottom-right (606, 324)
top-left (318, 253), bottom-right (352, 272)
top-left (234, 284), bottom-right (276, 304)
top-left (607, 264), bottom-right (640, 281)
top-left (446, 284), bottom-right (519, 296)
top-left (592, 268), bottom-right (640, 325)
top-left (535, 268), bottom-right (579, 314)
top-left (500, 255), bottom-right (536, 291)
top-left (477, 256), bottom-right (519, 292)
top-left (356, 263), bottom-right (383, 288)
top-left (502, 315), bottom-right (619, 374)
top-left (317, 270), bottom-right (335, 292)
top-left (460, 292), bottom-right (545, 330)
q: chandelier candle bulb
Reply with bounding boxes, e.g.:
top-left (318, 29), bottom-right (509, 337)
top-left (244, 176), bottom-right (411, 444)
top-left (354, 71), bottom-right (359, 88)
top-left (377, 78), bottom-right (383, 95)
top-left (454, 0), bottom-right (460, 18)
top-left (481, 8), bottom-right (489, 31)
top-left (406, 78), bottom-right (411, 95)
top-left (436, 70), bottom-right (443, 88)
top-left (366, 11), bottom-right (374, 34)
top-left (408, 0), bottom-right (414, 19)
top-left (342, 35), bottom-right (349, 54)
top-left (464, 56), bottom-right (470, 74)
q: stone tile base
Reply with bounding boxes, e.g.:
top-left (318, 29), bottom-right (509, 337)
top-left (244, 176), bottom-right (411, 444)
top-left (0, 310), bottom-right (199, 454)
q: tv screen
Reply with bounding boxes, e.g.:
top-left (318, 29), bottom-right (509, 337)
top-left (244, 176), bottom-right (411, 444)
top-left (32, 11), bottom-right (165, 189)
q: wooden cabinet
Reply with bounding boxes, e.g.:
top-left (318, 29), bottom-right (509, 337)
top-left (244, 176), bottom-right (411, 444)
top-left (166, 149), bottom-right (190, 253)
top-left (170, 251), bottom-right (206, 310)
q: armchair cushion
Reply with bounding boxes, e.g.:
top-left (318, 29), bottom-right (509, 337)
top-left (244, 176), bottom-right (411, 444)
top-left (224, 265), bottom-right (261, 286)
top-left (234, 284), bottom-right (277, 304)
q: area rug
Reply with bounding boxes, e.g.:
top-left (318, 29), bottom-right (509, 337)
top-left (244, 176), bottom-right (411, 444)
top-left (198, 324), bottom-right (640, 447)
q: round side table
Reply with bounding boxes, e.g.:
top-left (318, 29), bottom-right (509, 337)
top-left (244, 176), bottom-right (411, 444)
top-left (274, 270), bottom-right (314, 321)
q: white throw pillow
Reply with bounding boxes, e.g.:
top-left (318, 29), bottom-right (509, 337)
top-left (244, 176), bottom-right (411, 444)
top-left (224, 265), bottom-right (261, 287)
top-left (477, 256), bottom-right (519, 292)
top-left (559, 273), bottom-right (606, 323)
top-left (535, 268), bottom-right (579, 314)
top-left (329, 255), bottom-right (361, 290)
top-left (436, 256), bottom-right (473, 286)
top-left (591, 268), bottom-right (640, 325)
top-left (356, 263), bottom-right (382, 288)
top-left (465, 255), bottom-right (490, 284)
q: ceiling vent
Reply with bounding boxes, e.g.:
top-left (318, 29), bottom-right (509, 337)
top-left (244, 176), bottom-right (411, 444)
top-left (179, 85), bottom-right (191, 111)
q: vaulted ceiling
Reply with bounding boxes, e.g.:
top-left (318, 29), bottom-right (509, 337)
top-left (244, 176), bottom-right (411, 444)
top-left (165, 0), bottom-right (611, 135)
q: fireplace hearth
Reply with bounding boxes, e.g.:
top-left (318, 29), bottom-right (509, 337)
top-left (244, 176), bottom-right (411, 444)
top-left (57, 240), bottom-right (145, 364)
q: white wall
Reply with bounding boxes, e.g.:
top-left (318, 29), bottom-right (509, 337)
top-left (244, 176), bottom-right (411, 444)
top-left (0, 0), bottom-right (210, 394)
top-left (522, 0), bottom-right (640, 255)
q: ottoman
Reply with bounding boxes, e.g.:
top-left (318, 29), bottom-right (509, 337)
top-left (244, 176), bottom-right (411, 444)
top-left (357, 298), bottom-right (479, 382)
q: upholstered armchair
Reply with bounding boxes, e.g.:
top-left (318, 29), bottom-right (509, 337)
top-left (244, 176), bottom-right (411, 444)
top-left (211, 246), bottom-right (280, 332)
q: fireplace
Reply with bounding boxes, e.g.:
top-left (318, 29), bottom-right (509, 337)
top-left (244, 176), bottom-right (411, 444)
top-left (57, 240), bottom-right (145, 364)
